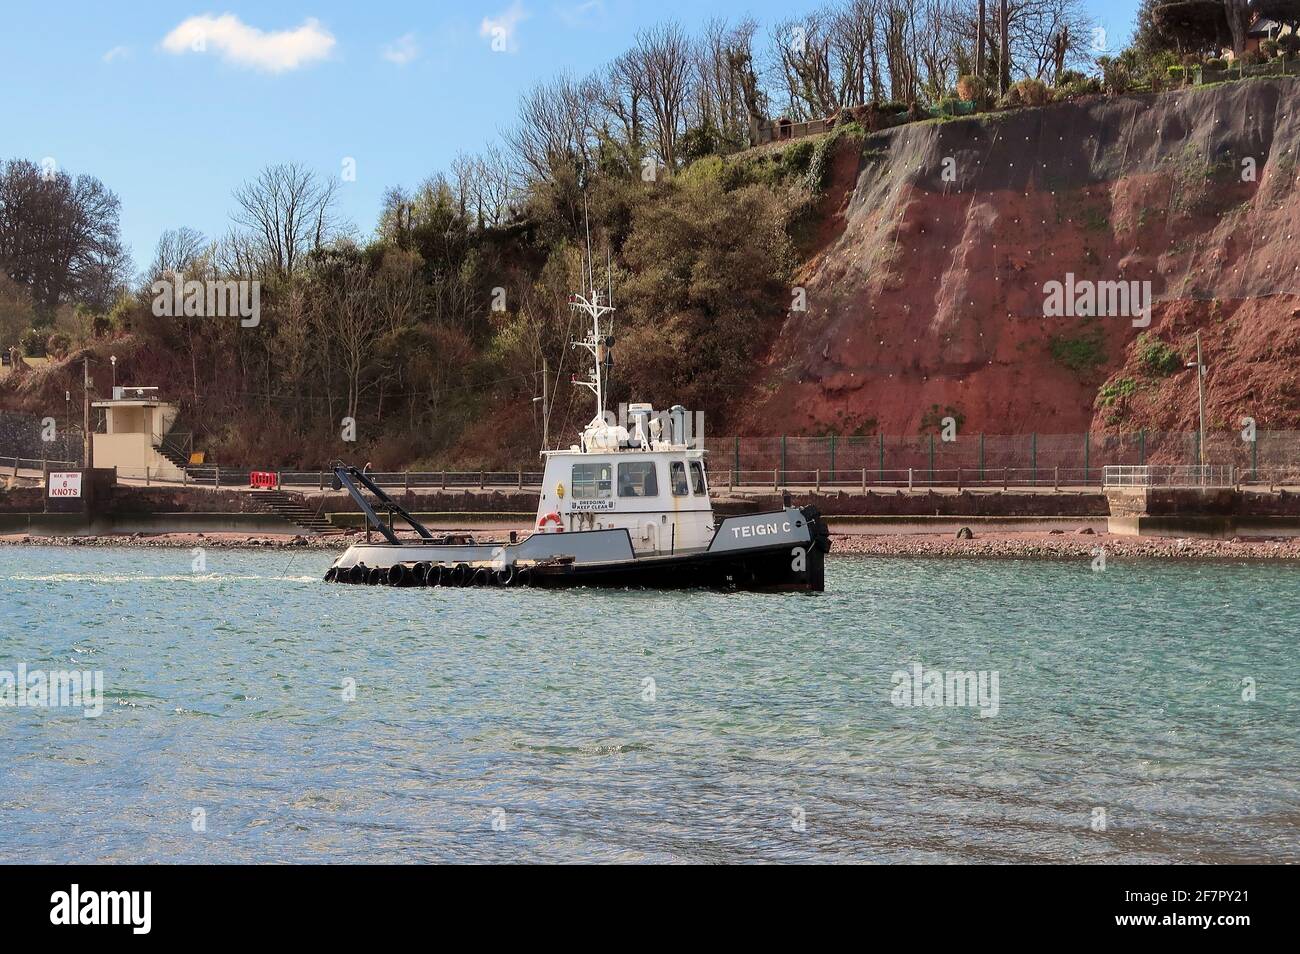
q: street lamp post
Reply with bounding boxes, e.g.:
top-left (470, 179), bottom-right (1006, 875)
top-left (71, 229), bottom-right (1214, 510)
top-left (110, 354), bottom-right (116, 392)
top-left (1186, 331), bottom-right (1207, 482)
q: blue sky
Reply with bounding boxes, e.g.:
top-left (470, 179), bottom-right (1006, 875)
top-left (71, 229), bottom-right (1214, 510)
top-left (2, 1), bottom-right (1140, 275)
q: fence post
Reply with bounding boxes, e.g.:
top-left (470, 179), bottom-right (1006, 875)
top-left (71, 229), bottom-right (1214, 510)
top-left (780, 436), bottom-right (787, 486)
top-left (319, 470), bottom-right (324, 491)
top-left (1252, 433), bottom-right (1258, 482)
top-left (957, 467), bottom-right (962, 492)
top-left (734, 435), bottom-right (740, 481)
top-left (815, 469), bottom-right (820, 493)
top-left (773, 468), bottom-right (778, 492)
top-left (1054, 466), bottom-right (1059, 491)
top-left (518, 468), bottom-right (523, 490)
top-left (441, 470), bottom-right (446, 490)
top-left (479, 469), bottom-right (485, 490)
top-left (215, 466), bottom-right (220, 490)
top-left (1083, 432), bottom-right (1090, 485)
top-left (1031, 433), bottom-right (1037, 486)
top-left (908, 467), bottom-right (913, 491)
top-left (404, 470), bottom-right (410, 493)
top-left (146, 466), bottom-right (150, 487)
top-left (861, 467), bottom-right (866, 492)
top-left (829, 435), bottom-right (836, 483)
top-left (928, 434), bottom-right (934, 486)
top-left (1139, 430), bottom-right (1146, 466)
top-left (1003, 466), bottom-right (1008, 491)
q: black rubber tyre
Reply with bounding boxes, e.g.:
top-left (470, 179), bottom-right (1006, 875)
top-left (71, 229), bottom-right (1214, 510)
top-left (425, 564), bottom-right (444, 587)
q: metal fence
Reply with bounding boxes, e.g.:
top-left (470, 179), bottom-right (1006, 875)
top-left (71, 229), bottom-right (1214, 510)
top-left (12, 430), bottom-right (1300, 492)
top-left (706, 431), bottom-right (1300, 488)
top-left (1102, 464), bottom-right (1237, 488)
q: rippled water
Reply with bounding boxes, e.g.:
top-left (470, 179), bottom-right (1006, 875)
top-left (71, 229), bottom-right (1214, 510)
top-left (1, 546), bottom-right (1297, 863)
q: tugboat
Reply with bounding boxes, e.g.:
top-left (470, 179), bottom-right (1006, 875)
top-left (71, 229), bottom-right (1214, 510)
top-left (324, 276), bottom-right (830, 591)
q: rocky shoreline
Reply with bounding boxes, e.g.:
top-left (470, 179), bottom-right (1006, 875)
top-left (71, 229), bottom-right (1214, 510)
top-left (5, 528), bottom-right (1300, 560)
top-left (831, 529), bottom-right (1300, 560)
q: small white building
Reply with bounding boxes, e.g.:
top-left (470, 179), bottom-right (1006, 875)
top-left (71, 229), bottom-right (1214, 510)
top-left (91, 386), bottom-right (186, 481)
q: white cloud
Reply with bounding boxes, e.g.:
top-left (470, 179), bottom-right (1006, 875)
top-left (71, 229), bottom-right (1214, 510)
top-left (480, 2), bottom-right (529, 53)
top-left (102, 45), bottom-right (131, 64)
top-left (382, 32), bottom-right (420, 66)
top-left (160, 14), bottom-right (335, 73)
top-left (556, 1), bottom-right (604, 28)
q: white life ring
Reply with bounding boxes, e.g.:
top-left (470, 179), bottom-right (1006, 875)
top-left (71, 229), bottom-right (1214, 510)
top-left (538, 511), bottom-right (565, 533)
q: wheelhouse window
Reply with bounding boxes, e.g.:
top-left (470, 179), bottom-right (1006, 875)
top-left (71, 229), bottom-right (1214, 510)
top-left (689, 461), bottom-right (707, 496)
top-left (572, 462), bottom-right (612, 499)
top-left (670, 461), bottom-right (689, 496)
top-left (618, 461), bottom-right (658, 497)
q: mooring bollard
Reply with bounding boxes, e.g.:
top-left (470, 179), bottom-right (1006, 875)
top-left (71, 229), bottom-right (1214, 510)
top-left (772, 468), bottom-right (778, 492)
top-left (908, 467), bottom-right (913, 491)
top-left (1054, 466), bottom-right (1059, 491)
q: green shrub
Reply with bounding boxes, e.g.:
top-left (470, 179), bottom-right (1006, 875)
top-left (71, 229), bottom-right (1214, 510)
top-left (1055, 76), bottom-right (1102, 100)
top-left (1050, 328), bottom-right (1106, 373)
top-left (780, 139), bottom-right (816, 178)
top-left (1097, 377), bottom-right (1137, 407)
top-left (1240, 50), bottom-right (1265, 66)
top-left (957, 74), bottom-right (985, 102)
top-left (1136, 334), bottom-right (1182, 376)
top-left (1260, 38), bottom-right (1280, 60)
top-left (1166, 65), bottom-right (1185, 83)
top-left (19, 327), bottom-right (46, 357)
top-left (1205, 57), bottom-right (1227, 70)
top-left (1011, 78), bottom-right (1052, 107)
top-left (45, 331), bottom-right (71, 359)
top-left (1100, 58), bottom-right (1131, 95)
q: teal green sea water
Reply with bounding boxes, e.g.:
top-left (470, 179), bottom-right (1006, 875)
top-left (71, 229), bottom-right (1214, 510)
top-left (1, 546), bottom-right (1296, 863)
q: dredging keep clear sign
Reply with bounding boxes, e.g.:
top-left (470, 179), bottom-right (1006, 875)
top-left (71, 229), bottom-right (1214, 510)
top-left (48, 472), bottom-right (82, 498)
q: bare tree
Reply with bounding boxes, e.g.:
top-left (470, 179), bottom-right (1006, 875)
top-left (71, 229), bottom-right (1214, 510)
top-left (148, 227), bottom-right (211, 282)
top-left (596, 50), bottom-right (649, 161)
top-left (770, 13), bottom-right (839, 118)
top-left (636, 22), bottom-right (694, 170)
top-left (506, 73), bottom-right (597, 185)
top-left (232, 162), bottom-right (340, 280)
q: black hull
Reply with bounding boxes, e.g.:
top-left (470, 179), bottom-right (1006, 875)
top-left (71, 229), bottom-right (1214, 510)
top-left (528, 541), bottom-right (826, 592)
top-left (326, 506), bottom-right (830, 593)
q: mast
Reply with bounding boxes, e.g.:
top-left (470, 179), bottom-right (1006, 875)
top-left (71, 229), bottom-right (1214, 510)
top-left (568, 282), bottom-right (614, 423)
top-left (570, 189), bottom-right (615, 426)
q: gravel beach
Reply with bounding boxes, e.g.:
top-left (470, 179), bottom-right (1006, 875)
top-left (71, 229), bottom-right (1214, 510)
top-left (5, 528), bottom-right (1300, 560)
